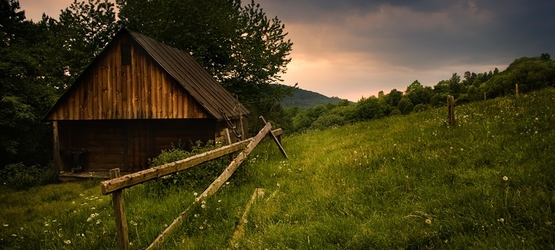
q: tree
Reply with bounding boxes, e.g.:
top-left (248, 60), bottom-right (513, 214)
top-left (386, 89), bottom-right (403, 107)
top-left (448, 73), bottom-right (463, 98)
top-left (463, 71), bottom-right (477, 86)
top-left (56, 0), bottom-right (118, 85)
top-left (117, 0), bottom-right (293, 107)
top-left (405, 80), bottom-right (432, 106)
top-left (397, 97), bottom-right (414, 115)
top-left (356, 96), bottom-right (383, 121)
top-left (0, 0), bottom-right (57, 168)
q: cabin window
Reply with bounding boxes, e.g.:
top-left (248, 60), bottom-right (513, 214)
top-left (121, 44), bottom-right (131, 65)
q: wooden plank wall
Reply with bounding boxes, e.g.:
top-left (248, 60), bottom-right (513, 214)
top-left (58, 119), bottom-right (216, 172)
top-left (47, 35), bottom-right (210, 121)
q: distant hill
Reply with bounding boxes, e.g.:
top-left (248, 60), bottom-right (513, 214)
top-left (280, 85), bottom-right (348, 109)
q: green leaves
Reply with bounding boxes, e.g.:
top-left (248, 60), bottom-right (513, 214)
top-left (57, 0), bottom-right (118, 77)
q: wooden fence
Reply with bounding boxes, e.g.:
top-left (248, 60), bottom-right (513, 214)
top-left (100, 121), bottom-right (286, 250)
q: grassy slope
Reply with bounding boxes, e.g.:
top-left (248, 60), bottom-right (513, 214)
top-left (1, 88), bottom-right (554, 249)
top-left (240, 88), bottom-right (555, 249)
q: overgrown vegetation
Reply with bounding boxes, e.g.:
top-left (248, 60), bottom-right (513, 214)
top-left (280, 53), bottom-right (555, 133)
top-left (145, 140), bottom-right (230, 196)
top-left (1, 88), bottom-right (554, 249)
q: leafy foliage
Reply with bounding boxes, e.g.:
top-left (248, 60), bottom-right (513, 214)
top-left (145, 141), bottom-right (229, 196)
top-left (56, 0), bottom-right (119, 80)
top-left (0, 163), bottom-right (57, 190)
top-left (0, 0), bottom-right (57, 168)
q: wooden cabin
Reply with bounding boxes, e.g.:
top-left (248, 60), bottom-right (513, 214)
top-left (43, 28), bottom-right (249, 180)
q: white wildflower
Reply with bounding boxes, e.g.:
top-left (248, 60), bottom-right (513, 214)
top-left (503, 176), bottom-right (509, 181)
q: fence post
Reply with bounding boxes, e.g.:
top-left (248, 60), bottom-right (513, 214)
top-left (516, 83), bottom-right (519, 99)
top-left (447, 95), bottom-right (455, 125)
top-left (110, 168), bottom-right (129, 250)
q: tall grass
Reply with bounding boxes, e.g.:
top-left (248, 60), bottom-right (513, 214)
top-left (1, 88), bottom-right (554, 249)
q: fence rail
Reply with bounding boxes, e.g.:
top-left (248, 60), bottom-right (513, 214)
top-left (100, 122), bottom-right (286, 250)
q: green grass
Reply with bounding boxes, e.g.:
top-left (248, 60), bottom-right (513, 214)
top-left (1, 88), bottom-right (555, 249)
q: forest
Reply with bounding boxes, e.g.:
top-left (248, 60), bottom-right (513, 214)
top-left (1, 0), bottom-right (554, 189)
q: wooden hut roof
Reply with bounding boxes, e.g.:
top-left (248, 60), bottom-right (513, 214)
top-left (44, 28), bottom-right (249, 121)
top-left (126, 29), bottom-right (249, 120)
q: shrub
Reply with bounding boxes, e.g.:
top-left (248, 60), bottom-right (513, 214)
top-left (356, 97), bottom-right (384, 121)
top-left (412, 104), bottom-right (430, 113)
top-left (0, 163), bottom-right (57, 190)
top-left (145, 141), bottom-right (228, 196)
top-left (311, 113), bottom-right (345, 130)
top-left (397, 97), bottom-right (414, 114)
top-left (390, 108), bottom-right (402, 116)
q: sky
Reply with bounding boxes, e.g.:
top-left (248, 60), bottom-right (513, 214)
top-left (18, 0), bottom-right (555, 101)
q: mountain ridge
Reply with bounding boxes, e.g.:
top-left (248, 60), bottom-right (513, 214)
top-left (279, 85), bottom-right (348, 108)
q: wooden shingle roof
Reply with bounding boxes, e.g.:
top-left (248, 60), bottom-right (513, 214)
top-left (125, 28), bottom-right (249, 120)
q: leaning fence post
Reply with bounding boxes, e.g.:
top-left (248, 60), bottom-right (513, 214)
top-left (259, 116), bottom-right (288, 159)
top-left (110, 168), bottom-right (129, 250)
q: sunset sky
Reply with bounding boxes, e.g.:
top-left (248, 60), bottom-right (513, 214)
top-left (18, 0), bottom-right (555, 101)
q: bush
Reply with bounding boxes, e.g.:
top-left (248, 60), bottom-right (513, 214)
top-left (356, 97), bottom-right (384, 121)
top-left (390, 108), bottom-right (402, 116)
top-left (145, 141), bottom-right (228, 196)
top-left (397, 97), bottom-right (414, 114)
top-left (0, 163), bottom-right (57, 190)
top-left (412, 104), bottom-right (430, 113)
top-left (311, 114), bottom-right (345, 130)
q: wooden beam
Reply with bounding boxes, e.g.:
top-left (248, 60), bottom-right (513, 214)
top-left (224, 128), bottom-right (232, 145)
top-left (100, 139), bottom-right (250, 194)
top-left (146, 122), bottom-right (272, 250)
top-left (260, 117), bottom-right (288, 158)
top-left (110, 169), bottom-right (130, 250)
top-left (198, 122), bottom-right (271, 200)
top-left (52, 121), bottom-right (63, 174)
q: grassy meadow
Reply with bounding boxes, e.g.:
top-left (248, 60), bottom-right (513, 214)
top-left (1, 88), bottom-right (555, 249)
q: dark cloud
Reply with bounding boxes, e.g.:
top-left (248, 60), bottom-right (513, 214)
top-left (254, 0), bottom-right (555, 99)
